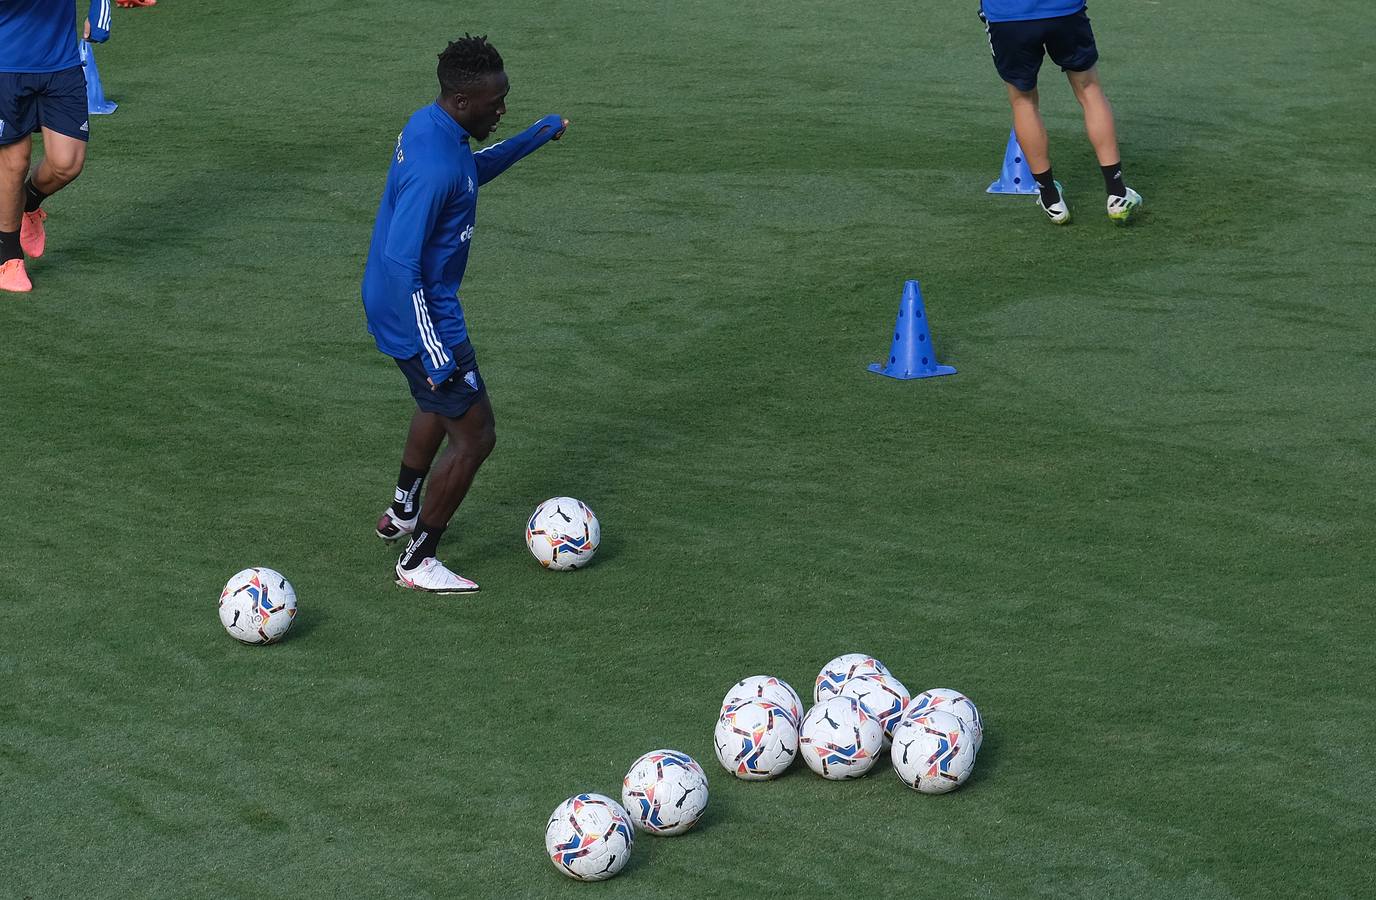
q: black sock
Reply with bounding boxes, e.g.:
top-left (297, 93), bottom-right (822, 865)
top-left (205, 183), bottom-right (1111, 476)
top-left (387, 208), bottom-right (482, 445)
top-left (399, 521), bottom-right (446, 571)
top-left (1032, 169), bottom-right (1060, 205)
top-left (390, 464), bottom-right (427, 519)
top-left (1101, 162), bottom-right (1125, 198)
top-left (23, 178), bottom-right (49, 214)
top-left (0, 230), bottom-right (20, 262)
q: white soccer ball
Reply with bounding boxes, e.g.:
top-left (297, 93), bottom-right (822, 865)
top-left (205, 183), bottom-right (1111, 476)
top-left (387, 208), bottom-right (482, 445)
top-left (720, 675), bottom-right (803, 728)
top-left (713, 699), bottom-right (798, 780)
top-left (218, 567), bottom-right (297, 644)
top-left (814, 653), bottom-right (892, 703)
top-left (526, 497), bottom-right (600, 570)
top-left (621, 749), bottom-right (709, 836)
top-left (904, 688), bottom-right (984, 753)
top-left (544, 793), bottom-right (635, 881)
top-left (891, 709), bottom-right (977, 793)
top-left (799, 696), bottom-right (885, 779)
top-left (839, 672), bottom-right (910, 745)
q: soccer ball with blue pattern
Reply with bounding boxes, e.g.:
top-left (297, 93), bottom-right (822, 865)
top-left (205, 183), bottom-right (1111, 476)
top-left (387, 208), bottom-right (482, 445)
top-left (839, 672), bottom-right (910, 746)
top-left (544, 793), bottom-right (635, 881)
top-left (526, 497), bottom-right (601, 570)
top-left (891, 708), bottom-right (976, 793)
top-left (904, 687), bottom-right (984, 753)
top-left (218, 567), bottom-right (298, 644)
top-left (813, 652), bottom-right (892, 703)
top-left (799, 695), bottom-right (885, 779)
top-left (713, 699), bottom-right (798, 780)
top-left (621, 749), bottom-right (709, 836)
top-left (720, 675), bottom-right (803, 728)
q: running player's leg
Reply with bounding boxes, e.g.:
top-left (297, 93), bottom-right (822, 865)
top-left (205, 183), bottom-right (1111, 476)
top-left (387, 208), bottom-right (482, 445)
top-left (983, 13), bottom-right (1067, 223)
top-left (377, 409), bottom-right (447, 541)
top-left (391, 340), bottom-right (493, 592)
top-left (1048, 10), bottom-right (1141, 222)
top-left (1066, 67), bottom-right (1141, 222)
top-left (23, 66), bottom-right (92, 257)
top-left (395, 394), bottom-right (495, 593)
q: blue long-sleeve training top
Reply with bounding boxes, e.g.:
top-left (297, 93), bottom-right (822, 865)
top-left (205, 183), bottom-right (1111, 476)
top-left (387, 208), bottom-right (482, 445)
top-left (0, 0), bottom-right (111, 72)
top-left (361, 104), bottom-right (564, 385)
top-left (979, 0), bottom-right (1085, 23)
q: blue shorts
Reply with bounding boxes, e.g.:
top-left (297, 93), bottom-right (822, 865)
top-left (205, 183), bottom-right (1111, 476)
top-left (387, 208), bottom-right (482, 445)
top-left (0, 67), bottom-right (89, 145)
top-left (981, 9), bottom-right (1099, 92)
top-left (394, 339), bottom-right (487, 418)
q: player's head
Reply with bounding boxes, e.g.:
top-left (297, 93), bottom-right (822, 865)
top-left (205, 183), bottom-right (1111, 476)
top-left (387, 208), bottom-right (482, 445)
top-left (437, 34), bottom-right (509, 140)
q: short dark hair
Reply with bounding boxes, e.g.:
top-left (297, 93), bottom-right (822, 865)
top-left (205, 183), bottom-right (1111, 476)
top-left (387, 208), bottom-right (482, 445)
top-left (437, 34), bottom-right (504, 95)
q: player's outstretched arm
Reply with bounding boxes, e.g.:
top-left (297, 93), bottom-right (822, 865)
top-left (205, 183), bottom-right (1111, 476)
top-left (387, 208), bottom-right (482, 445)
top-left (87, 0), bottom-right (112, 42)
top-left (473, 114), bottom-right (570, 186)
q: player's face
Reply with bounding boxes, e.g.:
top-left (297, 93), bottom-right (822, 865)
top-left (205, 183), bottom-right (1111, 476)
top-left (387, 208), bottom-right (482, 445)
top-left (460, 72), bottom-right (509, 141)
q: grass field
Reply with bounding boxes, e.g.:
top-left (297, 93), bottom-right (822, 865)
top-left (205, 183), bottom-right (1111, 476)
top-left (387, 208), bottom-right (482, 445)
top-left (3, 1), bottom-right (1375, 896)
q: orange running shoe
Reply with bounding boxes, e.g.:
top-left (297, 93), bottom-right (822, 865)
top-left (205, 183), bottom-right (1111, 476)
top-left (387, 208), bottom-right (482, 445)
top-left (20, 208), bottom-right (46, 258)
top-left (0, 258), bottom-right (33, 293)
top-left (116, 0), bottom-right (156, 7)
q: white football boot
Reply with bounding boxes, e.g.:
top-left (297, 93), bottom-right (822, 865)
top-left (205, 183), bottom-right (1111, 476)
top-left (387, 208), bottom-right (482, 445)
top-left (376, 507), bottom-right (418, 542)
top-left (395, 557), bottom-right (479, 594)
top-left (1107, 186), bottom-right (1143, 225)
top-left (1038, 180), bottom-right (1070, 225)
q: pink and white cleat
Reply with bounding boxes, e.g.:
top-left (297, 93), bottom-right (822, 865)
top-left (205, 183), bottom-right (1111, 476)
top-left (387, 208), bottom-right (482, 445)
top-left (395, 557), bottom-right (479, 594)
top-left (20, 209), bottom-right (46, 258)
top-left (376, 507), bottom-right (418, 542)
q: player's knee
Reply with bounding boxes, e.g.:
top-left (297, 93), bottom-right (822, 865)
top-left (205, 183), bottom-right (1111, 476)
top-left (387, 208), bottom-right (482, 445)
top-left (47, 157), bottom-right (85, 184)
top-left (478, 424), bottom-right (496, 460)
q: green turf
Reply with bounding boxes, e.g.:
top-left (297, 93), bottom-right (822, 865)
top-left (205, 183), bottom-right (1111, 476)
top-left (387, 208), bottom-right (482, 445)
top-left (3, 0), bottom-right (1375, 896)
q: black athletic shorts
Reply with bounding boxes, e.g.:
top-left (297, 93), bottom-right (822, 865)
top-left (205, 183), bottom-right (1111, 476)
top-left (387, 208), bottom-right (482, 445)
top-left (980, 9), bottom-right (1099, 92)
top-left (0, 67), bottom-right (89, 145)
top-left (394, 339), bottom-right (487, 418)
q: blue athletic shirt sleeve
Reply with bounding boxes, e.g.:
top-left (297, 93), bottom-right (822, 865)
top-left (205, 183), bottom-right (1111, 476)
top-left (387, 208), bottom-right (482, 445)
top-left (89, 0), bottom-right (112, 43)
top-left (383, 162), bottom-right (462, 385)
top-left (472, 114), bottom-right (565, 186)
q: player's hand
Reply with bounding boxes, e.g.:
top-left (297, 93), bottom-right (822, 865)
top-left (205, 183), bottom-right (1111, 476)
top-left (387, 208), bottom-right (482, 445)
top-left (552, 118), bottom-right (571, 140)
top-left (83, 18), bottom-right (91, 40)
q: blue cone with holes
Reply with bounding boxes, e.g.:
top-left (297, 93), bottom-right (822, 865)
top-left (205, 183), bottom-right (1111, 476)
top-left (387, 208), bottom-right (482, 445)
top-left (987, 128), bottom-right (1037, 194)
top-left (867, 280), bottom-right (956, 380)
top-left (80, 40), bottom-right (117, 115)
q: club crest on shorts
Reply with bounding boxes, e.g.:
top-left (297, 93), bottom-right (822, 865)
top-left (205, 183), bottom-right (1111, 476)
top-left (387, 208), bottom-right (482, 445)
top-left (463, 370), bottom-right (479, 390)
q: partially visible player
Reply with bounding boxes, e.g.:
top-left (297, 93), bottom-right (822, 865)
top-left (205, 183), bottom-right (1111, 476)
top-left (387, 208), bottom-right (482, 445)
top-left (979, 1), bottom-right (1141, 225)
top-left (0, 0), bottom-right (112, 293)
top-left (362, 34), bottom-right (570, 594)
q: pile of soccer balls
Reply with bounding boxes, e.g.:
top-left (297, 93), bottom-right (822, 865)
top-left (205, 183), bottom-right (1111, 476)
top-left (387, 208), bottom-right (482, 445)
top-left (215, 497), bottom-right (600, 645)
top-left (715, 653), bottom-right (983, 792)
top-left (544, 653), bottom-right (983, 883)
top-left (545, 749), bottom-right (709, 882)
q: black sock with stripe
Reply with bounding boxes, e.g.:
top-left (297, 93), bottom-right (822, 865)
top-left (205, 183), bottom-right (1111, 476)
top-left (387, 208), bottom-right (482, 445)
top-left (390, 465), bottom-right (426, 520)
top-left (23, 178), bottom-right (49, 213)
top-left (1032, 169), bottom-right (1060, 206)
top-left (1101, 162), bottom-right (1126, 198)
top-left (399, 521), bottom-right (446, 571)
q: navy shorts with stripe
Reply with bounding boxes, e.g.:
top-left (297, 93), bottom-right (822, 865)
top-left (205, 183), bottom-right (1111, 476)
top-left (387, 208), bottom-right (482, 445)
top-left (0, 67), bottom-right (90, 145)
top-left (982, 9), bottom-right (1099, 92)
top-left (395, 339), bottom-right (487, 418)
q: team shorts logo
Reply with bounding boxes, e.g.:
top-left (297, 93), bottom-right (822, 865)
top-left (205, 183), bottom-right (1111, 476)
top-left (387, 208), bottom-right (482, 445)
top-left (463, 370), bottom-right (479, 390)
top-left (460, 224), bottom-right (474, 242)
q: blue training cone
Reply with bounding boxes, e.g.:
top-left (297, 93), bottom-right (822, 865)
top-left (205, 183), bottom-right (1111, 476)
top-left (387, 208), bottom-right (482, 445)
top-left (986, 128), bottom-right (1036, 194)
top-left (867, 280), bottom-right (956, 380)
top-left (80, 41), bottom-right (117, 115)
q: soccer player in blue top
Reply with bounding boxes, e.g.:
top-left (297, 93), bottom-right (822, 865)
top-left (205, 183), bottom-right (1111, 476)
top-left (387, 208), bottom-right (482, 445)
top-left (979, 1), bottom-right (1141, 225)
top-left (362, 35), bottom-right (569, 594)
top-left (0, 0), bottom-right (112, 293)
